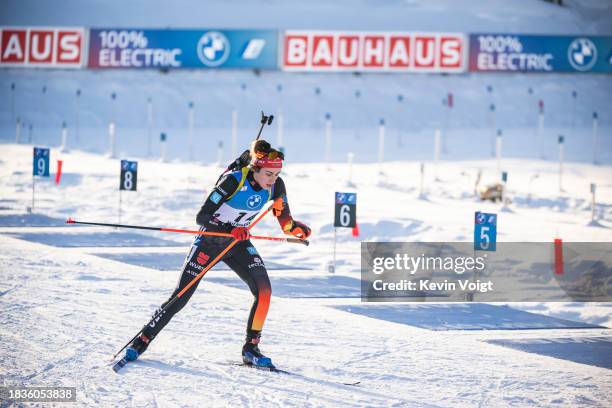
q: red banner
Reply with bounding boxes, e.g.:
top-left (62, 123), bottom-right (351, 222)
top-left (282, 31), bottom-right (466, 73)
top-left (0, 27), bottom-right (85, 68)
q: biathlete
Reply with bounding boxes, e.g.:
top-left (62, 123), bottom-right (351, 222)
top-left (125, 140), bottom-right (311, 368)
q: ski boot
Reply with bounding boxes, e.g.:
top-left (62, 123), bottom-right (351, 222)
top-left (125, 334), bottom-right (150, 362)
top-left (242, 334), bottom-right (274, 368)
top-left (112, 334), bottom-right (151, 372)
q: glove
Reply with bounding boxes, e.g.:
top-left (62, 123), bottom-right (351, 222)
top-left (231, 227), bottom-right (251, 241)
top-left (286, 220), bottom-right (311, 240)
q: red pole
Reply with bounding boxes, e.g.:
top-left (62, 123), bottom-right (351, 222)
top-left (55, 160), bottom-right (63, 185)
top-left (67, 218), bottom-right (307, 245)
top-left (554, 238), bottom-right (563, 275)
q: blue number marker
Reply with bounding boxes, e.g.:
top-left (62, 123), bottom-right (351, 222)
top-left (474, 211), bottom-right (497, 251)
top-left (33, 147), bottom-right (50, 177)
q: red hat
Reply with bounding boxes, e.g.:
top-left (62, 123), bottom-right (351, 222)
top-left (254, 156), bottom-right (283, 169)
top-left (253, 151), bottom-right (283, 169)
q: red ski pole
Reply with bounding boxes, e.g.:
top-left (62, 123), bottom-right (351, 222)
top-left (67, 218), bottom-right (308, 245)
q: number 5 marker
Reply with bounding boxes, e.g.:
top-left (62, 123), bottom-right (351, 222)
top-left (474, 211), bottom-right (497, 251)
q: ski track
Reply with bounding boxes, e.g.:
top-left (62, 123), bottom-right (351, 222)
top-left (1, 232), bottom-right (611, 407)
top-left (1, 144), bottom-right (612, 407)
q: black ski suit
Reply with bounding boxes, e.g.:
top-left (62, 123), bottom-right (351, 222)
top-left (140, 169), bottom-right (293, 343)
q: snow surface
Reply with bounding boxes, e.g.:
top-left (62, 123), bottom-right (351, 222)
top-left (1, 0), bottom-right (612, 406)
top-left (1, 144), bottom-right (611, 407)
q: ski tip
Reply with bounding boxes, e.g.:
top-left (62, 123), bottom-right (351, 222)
top-left (66, 217), bottom-right (74, 224)
top-left (112, 358), bottom-right (128, 373)
top-left (240, 361), bottom-right (278, 372)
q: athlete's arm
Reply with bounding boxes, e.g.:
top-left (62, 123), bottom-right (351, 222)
top-left (271, 177), bottom-right (292, 230)
top-left (196, 174), bottom-right (240, 226)
top-left (271, 177), bottom-right (311, 239)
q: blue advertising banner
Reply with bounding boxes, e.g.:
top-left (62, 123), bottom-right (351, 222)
top-left (469, 34), bottom-right (612, 73)
top-left (88, 29), bottom-right (278, 69)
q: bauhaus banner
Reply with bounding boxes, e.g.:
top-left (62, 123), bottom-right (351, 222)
top-left (0, 27), bottom-right (85, 68)
top-left (282, 30), bottom-right (466, 73)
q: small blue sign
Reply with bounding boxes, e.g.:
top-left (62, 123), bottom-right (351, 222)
top-left (33, 147), bottom-right (50, 177)
top-left (120, 160), bottom-right (138, 191)
top-left (474, 211), bottom-right (497, 251)
top-left (335, 192), bottom-right (357, 228)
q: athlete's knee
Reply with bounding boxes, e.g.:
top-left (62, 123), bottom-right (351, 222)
top-left (259, 291), bottom-right (271, 311)
top-left (256, 282), bottom-right (271, 305)
top-left (248, 284), bottom-right (271, 307)
top-left (248, 271), bottom-right (271, 299)
top-left (163, 286), bottom-right (193, 313)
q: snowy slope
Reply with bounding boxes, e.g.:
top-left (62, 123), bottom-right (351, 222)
top-left (3, 233), bottom-right (610, 407)
top-left (1, 145), bottom-right (611, 406)
top-left (1, 1), bottom-right (612, 406)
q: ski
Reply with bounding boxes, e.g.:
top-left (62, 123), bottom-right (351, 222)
top-left (112, 358), bottom-right (360, 386)
top-left (112, 348), bottom-right (140, 373)
top-left (232, 362), bottom-right (361, 386)
top-left (112, 357), bottom-right (130, 373)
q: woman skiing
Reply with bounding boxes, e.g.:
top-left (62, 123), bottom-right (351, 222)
top-left (125, 140), bottom-right (311, 368)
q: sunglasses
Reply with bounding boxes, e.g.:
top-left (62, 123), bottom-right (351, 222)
top-left (255, 150), bottom-right (284, 160)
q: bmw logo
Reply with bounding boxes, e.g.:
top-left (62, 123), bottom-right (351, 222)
top-left (197, 31), bottom-right (230, 67)
top-left (567, 38), bottom-right (597, 71)
top-left (476, 213), bottom-right (485, 224)
top-left (247, 195), bottom-right (262, 209)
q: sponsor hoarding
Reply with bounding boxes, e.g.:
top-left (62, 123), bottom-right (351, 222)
top-left (469, 33), bottom-right (612, 73)
top-left (0, 27), bottom-right (85, 68)
top-left (88, 29), bottom-right (277, 69)
top-left (282, 30), bottom-right (466, 73)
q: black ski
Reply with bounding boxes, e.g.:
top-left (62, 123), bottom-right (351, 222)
top-left (112, 357), bottom-right (130, 373)
top-left (233, 362), bottom-right (361, 386)
top-left (112, 357), bottom-right (361, 387)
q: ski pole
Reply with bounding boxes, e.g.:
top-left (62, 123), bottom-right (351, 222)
top-left (67, 218), bottom-right (308, 246)
top-left (251, 235), bottom-right (309, 246)
top-left (67, 218), bottom-right (231, 237)
top-left (111, 204), bottom-right (274, 361)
